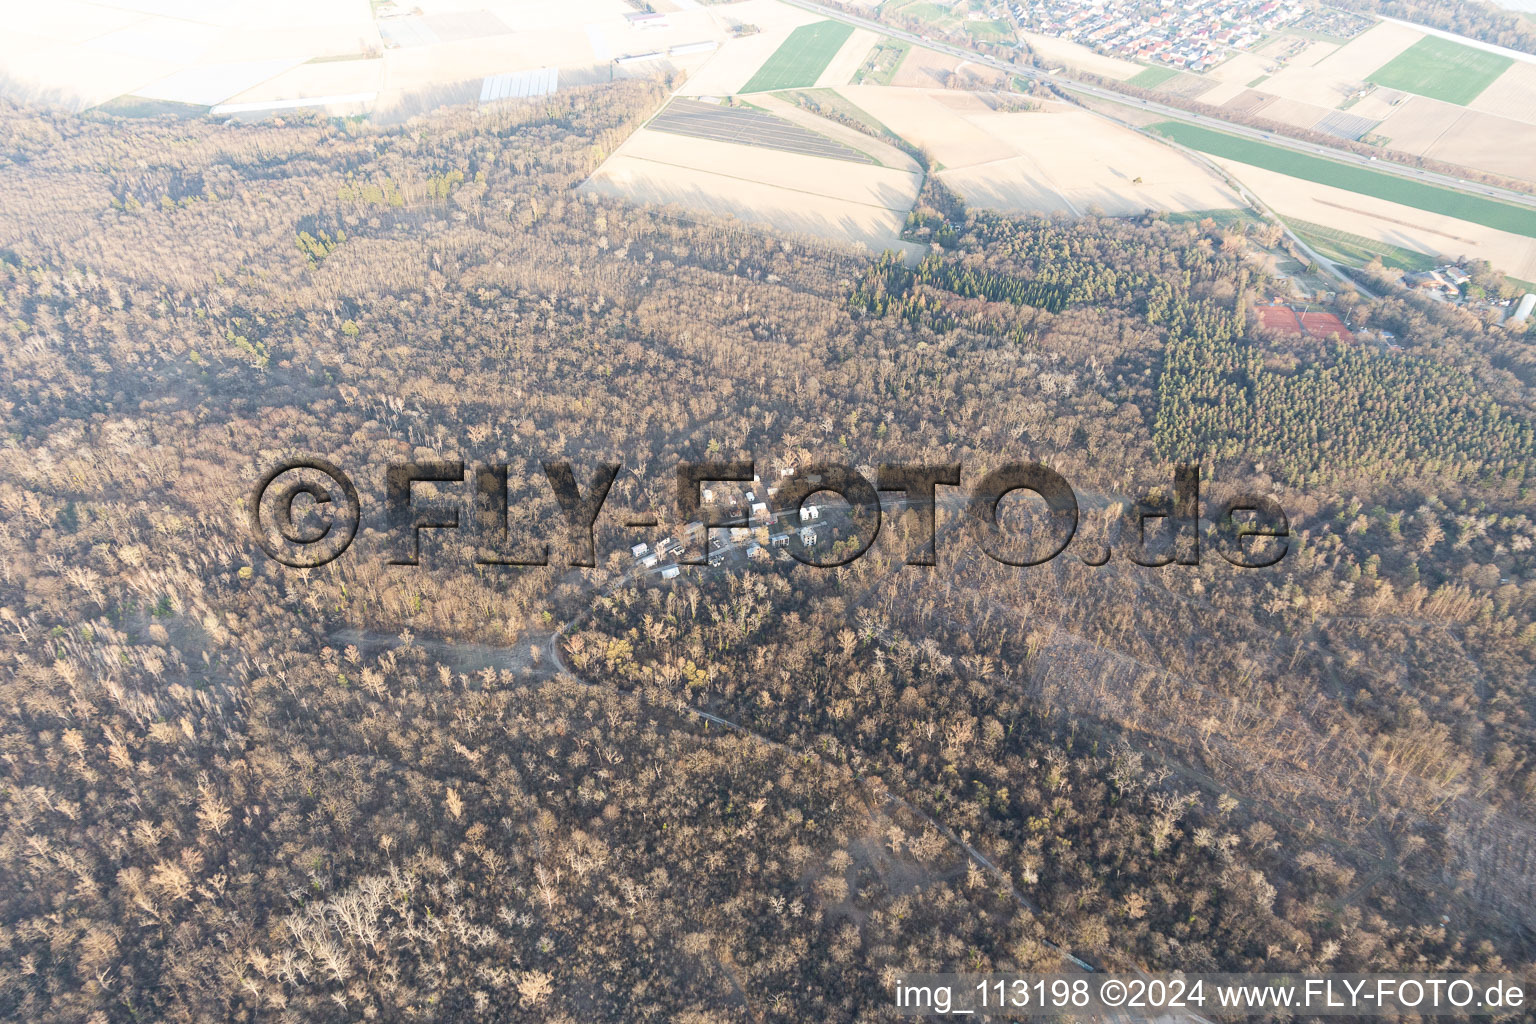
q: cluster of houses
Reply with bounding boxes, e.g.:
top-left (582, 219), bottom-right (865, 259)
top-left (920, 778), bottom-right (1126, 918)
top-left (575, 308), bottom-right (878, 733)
top-left (1399, 265), bottom-right (1473, 302)
top-left (629, 467), bottom-right (826, 577)
top-left (1014, 0), bottom-right (1303, 71)
top-left (1395, 266), bottom-right (1534, 324)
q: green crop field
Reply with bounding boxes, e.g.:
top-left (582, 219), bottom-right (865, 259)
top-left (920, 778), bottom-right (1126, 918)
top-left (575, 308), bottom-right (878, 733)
top-left (1129, 66), bottom-right (1180, 88)
top-left (1365, 36), bottom-right (1512, 105)
top-left (1163, 207), bottom-right (1260, 229)
top-left (1150, 120), bottom-right (1536, 239)
top-left (741, 21), bottom-right (854, 93)
top-left (854, 38), bottom-right (910, 85)
top-left (884, 0), bottom-right (949, 23)
top-left (1287, 218), bottom-right (1439, 272)
top-left (964, 19), bottom-right (1013, 41)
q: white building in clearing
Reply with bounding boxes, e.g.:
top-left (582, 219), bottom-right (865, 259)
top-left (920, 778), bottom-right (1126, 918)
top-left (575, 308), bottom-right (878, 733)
top-left (1512, 293), bottom-right (1536, 323)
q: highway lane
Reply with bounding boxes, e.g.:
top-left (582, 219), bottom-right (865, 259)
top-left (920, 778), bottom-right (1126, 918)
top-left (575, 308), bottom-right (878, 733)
top-left (778, 0), bottom-right (1536, 212)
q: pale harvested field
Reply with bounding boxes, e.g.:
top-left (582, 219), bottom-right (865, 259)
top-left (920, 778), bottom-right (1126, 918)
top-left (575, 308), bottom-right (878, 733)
top-left (1262, 21), bottom-right (1421, 108)
top-left (1376, 94), bottom-right (1467, 153)
top-left (1210, 156), bottom-right (1536, 279)
top-left (0, 0), bottom-right (379, 109)
top-left (1468, 60), bottom-right (1536, 124)
top-left (379, 34), bottom-right (596, 93)
top-left (1290, 39), bottom-right (1339, 69)
top-left (380, 0), bottom-right (722, 88)
top-left (1155, 73), bottom-right (1219, 100)
top-left (1017, 28), bottom-right (1141, 80)
top-left (1199, 79), bottom-right (1252, 106)
top-left (674, 0), bottom-right (822, 96)
top-left (1349, 86), bottom-right (1410, 120)
top-left (228, 59), bottom-right (384, 106)
top-left (580, 126), bottom-right (922, 254)
top-left (887, 46), bottom-right (1005, 90)
top-left (1207, 51), bottom-right (1271, 84)
top-left (839, 86), bottom-right (1236, 216)
top-left (946, 109), bottom-right (1239, 215)
top-left (750, 93), bottom-right (922, 172)
top-left (681, 34), bottom-right (797, 96)
top-left (1421, 110), bottom-right (1536, 182)
top-left (815, 27), bottom-right (879, 88)
top-left (838, 85), bottom-right (1013, 164)
top-left (1257, 95), bottom-right (1339, 131)
top-left (888, 46), bottom-right (961, 88)
top-left (1222, 89), bottom-right (1277, 117)
top-left (0, 41), bottom-right (173, 109)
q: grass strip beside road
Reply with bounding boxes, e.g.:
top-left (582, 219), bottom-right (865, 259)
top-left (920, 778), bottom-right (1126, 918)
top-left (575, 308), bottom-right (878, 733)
top-left (1129, 66), bottom-right (1179, 88)
top-left (1287, 218), bottom-right (1439, 272)
top-left (1150, 120), bottom-right (1536, 239)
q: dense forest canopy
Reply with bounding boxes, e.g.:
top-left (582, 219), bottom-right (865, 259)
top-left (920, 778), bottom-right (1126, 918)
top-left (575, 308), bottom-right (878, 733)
top-left (0, 75), bottom-right (1533, 1023)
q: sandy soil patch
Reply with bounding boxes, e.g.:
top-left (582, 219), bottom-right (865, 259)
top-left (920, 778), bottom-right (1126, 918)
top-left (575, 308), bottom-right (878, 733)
top-left (815, 27), bottom-right (878, 88)
top-left (580, 125), bottom-right (922, 254)
top-left (1375, 94), bottom-right (1466, 153)
top-left (1211, 156), bottom-right (1536, 279)
top-left (1468, 60), bottom-right (1536, 124)
top-left (1017, 28), bottom-right (1141, 80)
top-left (1262, 21), bottom-right (1421, 108)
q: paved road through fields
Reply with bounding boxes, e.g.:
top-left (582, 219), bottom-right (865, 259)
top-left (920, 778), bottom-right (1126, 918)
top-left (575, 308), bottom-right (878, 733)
top-left (779, 0), bottom-right (1536, 213)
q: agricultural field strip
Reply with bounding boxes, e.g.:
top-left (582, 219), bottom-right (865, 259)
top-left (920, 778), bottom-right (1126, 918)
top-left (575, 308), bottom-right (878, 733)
top-left (647, 99), bottom-right (873, 163)
top-left (602, 150), bottom-right (910, 211)
top-left (1151, 121), bottom-right (1536, 238)
top-left (780, 0), bottom-right (1536, 211)
top-left (1312, 110), bottom-right (1377, 142)
top-left (741, 20), bottom-right (854, 92)
top-left (1366, 36), bottom-right (1514, 105)
top-left (1287, 217), bottom-right (1439, 271)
